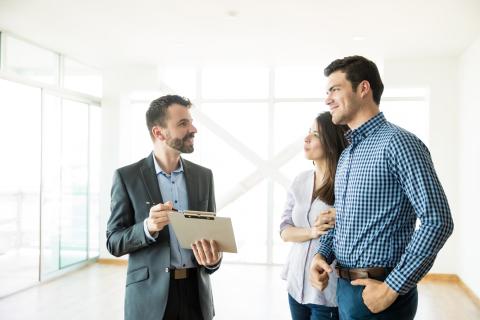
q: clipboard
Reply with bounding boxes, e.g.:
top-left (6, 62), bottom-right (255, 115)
top-left (168, 210), bottom-right (238, 253)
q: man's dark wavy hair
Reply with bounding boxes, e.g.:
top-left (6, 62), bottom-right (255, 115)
top-left (146, 95), bottom-right (192, 137)
top-left (324, 55), bottom-right (384, 105)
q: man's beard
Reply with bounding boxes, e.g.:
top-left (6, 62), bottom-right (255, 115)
top-left (166, 133), bottom-right (195, 153)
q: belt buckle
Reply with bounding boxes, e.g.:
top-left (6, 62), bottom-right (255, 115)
top-left (174, 268), bottom-right (187, 280)
top-left (354, 270), bottom-right (369, 279)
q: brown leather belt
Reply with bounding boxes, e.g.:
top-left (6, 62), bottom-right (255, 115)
top-left (165, 268), bottom-right (196, 280)
top-left (336, 266), bottom-right (392, 281)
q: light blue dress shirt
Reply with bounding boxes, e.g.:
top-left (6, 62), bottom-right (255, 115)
top-left (143, 155), bottom-right (196, 269)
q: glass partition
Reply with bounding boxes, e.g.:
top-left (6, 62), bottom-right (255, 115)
top-left (88, 105), bottom-right (101, 258)
top-left (41, 94), bottom-right (62, 275)
top-left (0, 31), bottom-right (102, 296)
top-left (59, 99), bottom-right (89, 267)
top-left (0, 79), bottom-right (41, 296)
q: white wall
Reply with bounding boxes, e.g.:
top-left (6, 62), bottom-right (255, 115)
top-left (99, 65), bottom-right (158, 259)
top-left (458, 34), bottom-right (480, 298)
top-left (383, 57), bottom-right (459, 274)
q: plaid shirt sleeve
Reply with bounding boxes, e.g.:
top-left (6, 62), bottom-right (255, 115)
top-left (385, 131), bottom-right (454, 294)
top-left (317, 227), bottom-right (335, 264)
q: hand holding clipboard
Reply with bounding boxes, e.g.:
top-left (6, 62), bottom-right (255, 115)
top-left (168, 210), bottom-right (238, 253)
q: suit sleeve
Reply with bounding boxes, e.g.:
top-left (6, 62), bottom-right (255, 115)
top-left (106, 170), bottom-right (152, 257)
top-left (207, 169), bottom-right (216, 213)
top-left (205, 169), bottom-right (221, 274)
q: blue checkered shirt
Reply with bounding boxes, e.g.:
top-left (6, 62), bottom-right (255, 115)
top-left (318, 112), bottom-right (454, 295)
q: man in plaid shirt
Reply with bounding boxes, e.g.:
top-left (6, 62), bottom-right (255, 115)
top-left (309, 56), bottom-right (454, 319)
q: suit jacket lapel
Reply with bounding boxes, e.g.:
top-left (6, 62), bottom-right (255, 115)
top-left (140, 153), bottom-right (164, 205)
top-left (181, 157), bottom-right (196, 209)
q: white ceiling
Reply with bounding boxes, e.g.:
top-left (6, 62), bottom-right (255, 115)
top-left (0, 0), bottom-right (479, 69)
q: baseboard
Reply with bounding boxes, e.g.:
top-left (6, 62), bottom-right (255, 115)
top-left (97, 258), bottom-right (128, 265)
top-left (420, 273), bottom-right (460, 282)
top-left (421, 273), bottom-right (479, 308)
top-left (456, 276), bottom-right (480, 308)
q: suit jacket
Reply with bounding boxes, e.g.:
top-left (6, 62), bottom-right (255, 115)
top-left (106, 153), bottom-right (218, 320)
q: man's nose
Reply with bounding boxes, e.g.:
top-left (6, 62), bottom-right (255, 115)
top-left (325, 93), bottom-right (333, 105)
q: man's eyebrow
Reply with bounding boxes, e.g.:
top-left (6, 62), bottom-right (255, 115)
top-left (176, 118), bottom-right (192, 125)
top-left (327, 84), bottom-right (338, 92)
top-left (328, 83), bottom-right (340, 91)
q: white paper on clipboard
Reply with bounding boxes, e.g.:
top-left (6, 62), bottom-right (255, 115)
top-left (168, 211), bottom-right (238, 253)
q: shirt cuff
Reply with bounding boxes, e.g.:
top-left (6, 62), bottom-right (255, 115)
top-left (143, 218), bottom-right (159, 242)
top-left (385, 268), bottom-right (414, 295)
top-left (204, 258), bottom-right (222, 271)
top-left (317, 245), bottom-right (334, 265)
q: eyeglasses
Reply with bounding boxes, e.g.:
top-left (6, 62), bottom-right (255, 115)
top-left (308, 128), bottom-right (321, 139)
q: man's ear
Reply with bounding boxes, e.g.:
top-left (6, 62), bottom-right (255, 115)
top-left (359, 80), bottom-right (371, 98)
top-left (152, 126), bottom-right (167, 141)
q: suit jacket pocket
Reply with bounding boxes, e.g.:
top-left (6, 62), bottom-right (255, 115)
top-left (126, 266), bottom-right (149, 286)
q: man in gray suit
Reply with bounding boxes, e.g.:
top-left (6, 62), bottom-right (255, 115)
top-left (106, 95), bottom-right (221, 320)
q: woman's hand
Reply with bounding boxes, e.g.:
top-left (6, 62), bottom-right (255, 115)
top-left (282, 208), bottom-right (336, 242)
top-left (310, 208), bottom-right (336, 238)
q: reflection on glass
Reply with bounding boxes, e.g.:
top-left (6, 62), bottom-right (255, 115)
top-left (41, 94), bottom-right (62, 275)
top-left (0, 79), bottom-right (41, 297)
top-left (60, 100), bottom-right (89, 267)
top-left (5, 35), bottom-right (59, 85)
top-left (63, 58), bottom-right (102, 97)
top-left (89, 105), bottom-right (101, 258)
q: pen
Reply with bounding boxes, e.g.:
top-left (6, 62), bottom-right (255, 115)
top-left (145, 201), bottom-right (179, 212)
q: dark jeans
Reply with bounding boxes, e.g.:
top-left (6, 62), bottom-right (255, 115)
top-left (288, 294), bottom-right (339, 320)
top-left (163, 271), bottom-right (203, 320)
top-left (337, 278), bottom-right (418, 320)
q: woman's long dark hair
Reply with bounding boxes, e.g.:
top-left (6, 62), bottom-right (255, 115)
top-left (312, 112), bottom-right (349, 205)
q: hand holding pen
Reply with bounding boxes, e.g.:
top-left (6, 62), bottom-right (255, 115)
top-left (146, 201), bottom-right (173, 235)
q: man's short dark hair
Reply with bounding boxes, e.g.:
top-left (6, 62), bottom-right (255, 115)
top-left (324, 56), bottom-right (384, 105)
top-left (146, 95), bottom-right (192, 136)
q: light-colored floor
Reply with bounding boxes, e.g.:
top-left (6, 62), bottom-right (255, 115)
top-left (0, 262), bottom-right (478, 320)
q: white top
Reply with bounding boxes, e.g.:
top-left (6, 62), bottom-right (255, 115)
top-left (279, 170), bottom-right (338, 306)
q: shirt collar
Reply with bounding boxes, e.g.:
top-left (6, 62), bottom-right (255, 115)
top-left (152, 153), bottom-right (184, 176)
top-left (345, 112), bottom-right (386, 145)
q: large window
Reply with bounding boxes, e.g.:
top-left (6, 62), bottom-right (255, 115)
top-left (1, 33), bottom-right (102, 98)
top-left (3, 34), bottom-right (59, 85)
top-left (0, 31), bottom-right (102, 296)
top-left (0, 79), bottom-right (41, 297)
top-left (41, 96), bottom-right (101, 275)
top-left (123, 67), bottom-right (429, 265)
